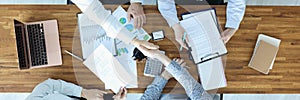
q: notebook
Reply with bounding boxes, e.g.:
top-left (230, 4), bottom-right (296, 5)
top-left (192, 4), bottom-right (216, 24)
top-left (248, 34), bottom-right (281, 74)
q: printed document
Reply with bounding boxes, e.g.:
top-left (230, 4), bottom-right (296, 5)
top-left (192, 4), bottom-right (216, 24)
top-left (78, 13), bottom-right (116, 59)
top-left (180, 9), bottom-right (227, 90)
top-left (83, 45), bottom-right (137, 93)
top-left (180, 10), bottom-right (227, 64)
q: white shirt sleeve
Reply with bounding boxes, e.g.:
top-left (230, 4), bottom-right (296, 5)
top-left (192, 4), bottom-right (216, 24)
top-left (72, 0), bottom-right (136, 44)
top-left (130, 0), bottom-right (142, 3)
top-left (225, 0), bottom-right (246, 29)
top-left (158, 0), bottom-right (180, 27)
top-left (25, 79), bottom-right (82, 100)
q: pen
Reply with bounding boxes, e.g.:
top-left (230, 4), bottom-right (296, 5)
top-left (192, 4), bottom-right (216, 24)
top-left (180, 32), bottom-right (187, 51)
top-left (64, 50), bottom-right (83, 61)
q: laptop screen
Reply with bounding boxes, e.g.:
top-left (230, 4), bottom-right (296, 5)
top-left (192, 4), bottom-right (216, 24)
top-left (14, 20), bottom-right (30, 69)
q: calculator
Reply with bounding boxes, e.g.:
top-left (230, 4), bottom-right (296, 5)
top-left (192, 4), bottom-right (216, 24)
top-left (143, 51), bottom-right (165, 77)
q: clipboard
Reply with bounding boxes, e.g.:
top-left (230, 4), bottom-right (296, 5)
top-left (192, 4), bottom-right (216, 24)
top-left (181, 8), bottom-right (223, 34)
top-left (186, 42), bottom-right (228, 65)
top-left (181, 8), bottom-right (227, 65)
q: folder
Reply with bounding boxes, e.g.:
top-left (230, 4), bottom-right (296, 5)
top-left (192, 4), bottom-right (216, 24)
top-left (248, 34), bottom-right (281, 74)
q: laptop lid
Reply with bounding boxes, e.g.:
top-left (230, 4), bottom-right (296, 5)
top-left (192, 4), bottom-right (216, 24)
top-left (13, 19), bottom-right (30, 69)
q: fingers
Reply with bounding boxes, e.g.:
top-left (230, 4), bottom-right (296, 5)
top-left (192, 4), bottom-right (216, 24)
top-left (118, 87), bottom-right (124, 95)
top-left (179, 41), bottom-right (189, 50)
top-left (142, 14), bottom-right (146, 24)
top-left (121, 87), bottom-right (127, 98)
top-left (173, 58), bottom-right (190, 69)
top-left (133, 15), bottom-right (145, 29)
top-left (134, 13), bottom-right (138, 28)
top-left (136, 45), bottom-right (147, 52)
top-left (178, 59), bottom-right (184, 65)
top-left (127, 11), bottom-right (132, 22)
top-left (137, 16), bottom-right (141, 29)
top-left (99, 90), bottom-right (107, 94)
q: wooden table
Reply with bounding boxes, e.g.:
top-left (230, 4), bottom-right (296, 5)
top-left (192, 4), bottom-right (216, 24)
top-left (0, 5), bottom-right (299, 93)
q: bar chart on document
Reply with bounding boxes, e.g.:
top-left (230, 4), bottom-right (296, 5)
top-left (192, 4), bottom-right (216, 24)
top-left (78, 13), bottom-right (116, 59)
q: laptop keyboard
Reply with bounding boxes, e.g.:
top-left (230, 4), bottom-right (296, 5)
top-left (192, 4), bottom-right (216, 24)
top-left (15, 26), bottom-right (28, 68)
top-left (27, 24), bottom-right (48, 66)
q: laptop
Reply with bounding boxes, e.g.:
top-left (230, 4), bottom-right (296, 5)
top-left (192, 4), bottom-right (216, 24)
top-left (13, 19), bottom-right (62, 70)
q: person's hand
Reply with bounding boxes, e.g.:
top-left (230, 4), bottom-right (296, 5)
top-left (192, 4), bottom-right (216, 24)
top-left (173, 58), bottom-right (190, 69)
top-left (131, 38), bottom-right (159, 50)
top-left (221, 28), bottom-right (237, 44)
top-left (161, 58), bottom-right (190, 80)
top-left (172, 23), bottom-right (188, 50)
top-left (81, 89), bottom-right (107, 100)
top-left (136, 45), bottom-right (162, 59)
top-left (127, 2), bottom-right (146, 29)
top-left (113, 87), bottom-right (127, 100)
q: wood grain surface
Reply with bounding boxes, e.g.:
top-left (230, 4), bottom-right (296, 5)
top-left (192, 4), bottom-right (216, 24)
top-left (0, 5), bottom-right (299, 94)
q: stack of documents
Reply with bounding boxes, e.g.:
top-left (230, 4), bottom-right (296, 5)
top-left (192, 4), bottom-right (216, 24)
top-left (180, 8), bottom-right (227, 90)
top-left (248, 34), bottom-right (281, 74)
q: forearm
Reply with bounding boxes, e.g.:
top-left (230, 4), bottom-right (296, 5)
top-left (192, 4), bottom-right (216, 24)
top-left (225, 0), bottom-right (246, 29)
top-left (140, 76), bottom-right (168, 100)
top-left (155, 53), bottom-right (172, 66)
top-left (165, 61), bottom-right (211, 99)
top-left (158, 0), bottom-right (180, 27)
top-left (26, 79), bottom-right (83, 100)
top-left (73, 0), bottom-right (136, 44)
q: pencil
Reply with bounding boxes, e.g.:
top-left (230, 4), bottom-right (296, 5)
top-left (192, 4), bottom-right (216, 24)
top-left (180, 32), bottom-right (187, 51)
top-left (64, 50), bottom-right (84, 61)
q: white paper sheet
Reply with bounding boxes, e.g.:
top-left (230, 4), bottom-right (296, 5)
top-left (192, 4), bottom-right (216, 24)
top-left (78, 13), bottom-right (116, 59)
top-left (197, 57), bottom-right (227, 90)
top-left (180, 11), bottom-right (227, 64)
top-left (83, 45), bottom-right (136, 93)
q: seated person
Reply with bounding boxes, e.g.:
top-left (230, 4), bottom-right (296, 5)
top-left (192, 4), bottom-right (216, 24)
top-left (158, 0), bottom-right (246, 47)
top-left (137, 45), bottom-right (217, 100)
top-left (25, 78), bottom-right (126, 100)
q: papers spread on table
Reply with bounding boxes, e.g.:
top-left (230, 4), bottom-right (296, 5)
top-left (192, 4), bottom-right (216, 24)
top-left (112, 6), bottom-right (151, 41)
top-left (248, 34), bottom-right (281, 74)
top-left (180, 8), bottom-right (227, 90)
top-left (78, 12), bottom-right (116, 59)
top-left (78, 6), bottom-right (150, 93)
top-left (83, 44), bottom-right (137, 93)
top-left (78, 6), bottom-right (151, 60)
